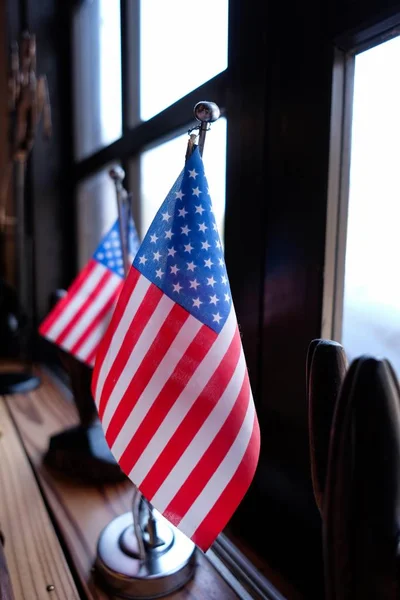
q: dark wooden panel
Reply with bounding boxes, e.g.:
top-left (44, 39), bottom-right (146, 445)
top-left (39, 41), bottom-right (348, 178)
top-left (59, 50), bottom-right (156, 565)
top-left (24, 0), bottom-right (75, 326)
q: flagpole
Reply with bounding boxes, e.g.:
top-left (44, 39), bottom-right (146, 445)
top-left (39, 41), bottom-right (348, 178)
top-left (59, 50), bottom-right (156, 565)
top-left (109, 166), bottom-right (130, 276)
top-left (193, 101), bottom-right (221, 157)
top-left (95, 102), bottom-right (221, 599)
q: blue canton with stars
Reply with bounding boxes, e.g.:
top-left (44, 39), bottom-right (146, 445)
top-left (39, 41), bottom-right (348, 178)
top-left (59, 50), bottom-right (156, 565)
top-left (94, 210), bottom-right (140, 279)
top-left (133, 146), bottom-right (232, 333)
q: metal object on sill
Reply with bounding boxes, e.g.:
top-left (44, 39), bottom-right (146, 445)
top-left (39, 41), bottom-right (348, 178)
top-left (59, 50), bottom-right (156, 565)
top-left (95, 508), bottom-right (196, 599)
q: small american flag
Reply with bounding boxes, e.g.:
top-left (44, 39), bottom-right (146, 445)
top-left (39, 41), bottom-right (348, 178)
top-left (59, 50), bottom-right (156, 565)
top-left (92, 147), bottom-right (260, 551)
top-left (39, 214), bottom-right (139, 366)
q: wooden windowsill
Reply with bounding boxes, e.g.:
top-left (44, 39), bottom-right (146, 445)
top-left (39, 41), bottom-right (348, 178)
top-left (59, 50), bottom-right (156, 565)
top-left (0, 364), bottom-right (241, 599)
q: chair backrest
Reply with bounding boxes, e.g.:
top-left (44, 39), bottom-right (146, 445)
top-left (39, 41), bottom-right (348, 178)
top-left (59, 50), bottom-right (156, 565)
top-left (307, 339), bottom-right (348, 513)
top-left (323, 356), bottom-right (400, 600)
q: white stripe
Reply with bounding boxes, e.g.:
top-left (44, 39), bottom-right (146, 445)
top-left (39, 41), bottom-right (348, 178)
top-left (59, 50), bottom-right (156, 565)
top-left (102, 294), bottom-right (174, 431)
top-left (94, 274), bottom-right (151, 405)
top-left (46, 263), bottom-right (106, 341)
top-left (152, 349), bottom-right (246, 511)
top-left (73, 309), bottom-right (114, 363)
top-left (178, 394), bottom-right (255, 538)
top-left (129, 308), bottom-right (237, 485)
top-left (111, 315), bottom-right (203, 461)
top-left (61, 274), bottom-right (121, 349)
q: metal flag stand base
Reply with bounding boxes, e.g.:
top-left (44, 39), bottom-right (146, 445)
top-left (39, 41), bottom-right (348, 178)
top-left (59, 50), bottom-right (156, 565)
top-left (0, 372), bottom-right (40, 394)
top-left (95, 494), bottom-right (197, 599)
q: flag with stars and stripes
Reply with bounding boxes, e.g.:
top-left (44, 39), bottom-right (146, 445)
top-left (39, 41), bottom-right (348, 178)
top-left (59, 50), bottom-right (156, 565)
top-left (39, 213), bottom-right (139, 367)
top-left (92, 146), bottom-right (260, 551)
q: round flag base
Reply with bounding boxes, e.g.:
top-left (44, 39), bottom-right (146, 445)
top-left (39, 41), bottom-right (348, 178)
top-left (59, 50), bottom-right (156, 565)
top-left (95, 511), bottom-right (196, 599)
top-left (0, 371), bottom-right (40, 394)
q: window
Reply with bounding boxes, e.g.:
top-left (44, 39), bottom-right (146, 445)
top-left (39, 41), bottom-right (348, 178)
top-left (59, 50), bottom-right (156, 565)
top-left (342, 36), bottom-right (400, 374)
top-left (73, 0), bottom-right (229, 261)
top-left (325, 33), bottom-right (400, 376)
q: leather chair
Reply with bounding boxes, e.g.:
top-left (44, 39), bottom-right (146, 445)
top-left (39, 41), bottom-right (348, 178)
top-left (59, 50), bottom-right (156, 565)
top-left (307, 339), bottom-right (348, 513)
top-left (323, 356), bottom-right (400, 599)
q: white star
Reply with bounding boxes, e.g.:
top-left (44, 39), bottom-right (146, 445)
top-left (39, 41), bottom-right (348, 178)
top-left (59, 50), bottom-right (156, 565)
top-left (192, 187), bottom-right (202, 197)
top-left (106, 251), bottom-right (113, 258)
top-left (186, 261), bottom-right (196, 272)
top-left (178, 207), bottom-right (188, 218)
top-left (167, 246), bottom-right (177, 257)
top-left (104, 242), bottom-right (111, 249)
top-left (219, 257), bottom-right (224, 266)
top-left (184, 242), bottom-right (194, 253)
top-left (212, 222), bottom-right (218, 231)
top-left (153, 251), bottom-right (161, 261)
top-left (224, 293), bottom-right (231, 302)
top-left (213, 312), bottom-right (222, 324)
top-left (192, 297), bottom-right (203, 308)
top-left (111, 231), bottom-right (118, 238)
top-left (156, 268), bottom-right (164, 279)
top-left (215, 240), bottom-right (222, 249)
top-left (201, 240), bottom-right (211, 251)
top-left (170, 264), bottom-right (179, 275)
top-left (175, 189), bottom-right (185, 200)
top-left (97, 252), bottom-right (104, 259)
top-left (109, 260), bottom-right (115, 267)
top-left (221, 275), bottom-right (228, 285)
top-left (189, 169), bottom-right (198, 179)
top-left (204, 258), bottom-right (214, 268)
top-left (172, 282), bottom-right (182, 293)
top-left (150, 233), bottom-right (158, 244)
top-left (181, 225), bottom-right (191, 236)
top-left (189, 279), bottom-right (200, 290)
top-left (209, 294), bottom-right (219, 305)
top-left (112, 241), bottom-right (120, 248)
top-left (195, 204), bottom-right (205, 215)
top-left (139, 255), bottom-right (147, 265)
top-left (161, 211), bottom-right (171, 222)
top-left (198, 222), bottom-right (208, 233)
top-left (165, 229), bottom-right (174, 240)
top-left (115, 250), bottom-right (122, 257)
top-left (207, 276), bottom-right (216, 287)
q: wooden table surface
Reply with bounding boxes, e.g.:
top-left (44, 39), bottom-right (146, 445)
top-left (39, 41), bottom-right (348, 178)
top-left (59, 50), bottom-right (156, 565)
top-left (0, 367), bottom-right (240, 600)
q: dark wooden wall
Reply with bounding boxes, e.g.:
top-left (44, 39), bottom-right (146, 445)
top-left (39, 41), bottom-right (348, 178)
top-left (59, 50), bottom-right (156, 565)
top-left (6, 0), bottom-right (74, 333)
top-left (225, 0), bottom-right (400, 597)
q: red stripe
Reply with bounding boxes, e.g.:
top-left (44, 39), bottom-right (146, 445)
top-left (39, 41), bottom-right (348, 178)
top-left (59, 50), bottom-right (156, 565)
top-left (118, 325), bottom-right (217, 475)
top-left (54, 270), bottom-right (113, 346)
top-left (97, 283), bottom-right (163, 418)
top-left (164, 370), bottom-right (251, 527)
top-left (105, 303), bottom-right (189, 447)
top-left (92, 267), bottom-right (141, 396)
top-left (140, 328), bottom-right (242, 501)
top-left (39, 260), bottom-right (98, 335)
top-left (192, 413), bottom-right (260, 551)
top-left (69, 283), bottom-right (121, 356)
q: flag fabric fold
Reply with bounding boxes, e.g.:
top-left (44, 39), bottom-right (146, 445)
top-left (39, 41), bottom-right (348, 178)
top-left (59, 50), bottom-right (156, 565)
top-left (39, 210), bottom-right (139, 366)
top-left (92, 147), bottom-right (260, 551)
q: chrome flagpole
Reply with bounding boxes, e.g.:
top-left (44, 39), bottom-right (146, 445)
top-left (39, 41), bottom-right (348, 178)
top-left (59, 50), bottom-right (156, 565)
top-left (95, 102), bottom-right (220, 599)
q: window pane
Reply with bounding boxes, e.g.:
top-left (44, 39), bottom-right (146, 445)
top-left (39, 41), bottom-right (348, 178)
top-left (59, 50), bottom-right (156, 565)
top-left (342, 35), bottom-right (400, 375)
top-left (139, 118), bottom-right (227, 240)
top-left (76, 165), bottom-right (119, 270)
top-left (73, 0), bottom-right (122, 160)
top-left (140, 0), bottom-right (229, 121)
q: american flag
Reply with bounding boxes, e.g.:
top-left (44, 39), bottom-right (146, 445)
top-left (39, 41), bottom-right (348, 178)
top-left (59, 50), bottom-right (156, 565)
top-left (92, 147), bottom-right (260, 551)
top-left (39, 214), bottom-right (139, 366)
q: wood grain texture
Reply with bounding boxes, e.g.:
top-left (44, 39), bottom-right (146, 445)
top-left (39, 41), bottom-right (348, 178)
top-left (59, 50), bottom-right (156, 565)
top-left (4, 369), bottom-right (238, 599)
top-left (0, 397), bottom-right (79, 600)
